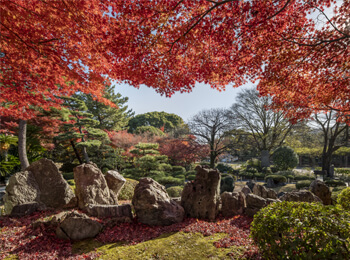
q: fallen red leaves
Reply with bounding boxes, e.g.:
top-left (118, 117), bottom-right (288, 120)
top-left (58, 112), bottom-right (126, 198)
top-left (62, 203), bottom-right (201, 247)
top-left (0, 211), bottom-right (261, 259)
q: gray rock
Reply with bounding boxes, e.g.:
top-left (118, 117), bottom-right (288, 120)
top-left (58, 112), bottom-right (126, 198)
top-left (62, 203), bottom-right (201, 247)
top-left (105, 170), bottom-right (126, 203)
top-left (26, 158), bottom-right (76, 209)
top-left (86, 204), bottom-right (132, 220)
top-left (56, 211), bottom-right (102, 240)
top-left (10, 202), bottom-right (45, 217)
top-left (280, 190), bottom-right (322, 203)
top-left (181, 166), bottom-right (221, 221)
top-left (245, 194), bottom-right (267, 217)
top-left (221, 192), bottom-right (246, 217)
top-left (252, 183), bottom-right (277, 199)
top-left (241, 185), bottom-right (252, 196)
top-left (132, 178), bottom-right (184, 226)
top-left (74, 163), bottom-right (115, 209)
top-left (309, 180), bottom-right (332, 205)
top-left (3, 171), bottom-right (40, 215)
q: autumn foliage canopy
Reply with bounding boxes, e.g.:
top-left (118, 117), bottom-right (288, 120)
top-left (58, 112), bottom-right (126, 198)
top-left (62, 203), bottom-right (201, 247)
top-left (1, 0), bottom-right (349, 121)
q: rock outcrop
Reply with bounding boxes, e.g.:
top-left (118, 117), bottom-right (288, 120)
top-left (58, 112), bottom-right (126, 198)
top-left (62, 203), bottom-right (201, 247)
top-left (221, 192), bottom-right (246, 217)
top-left (105, 170), bottom-right (126, 204)
top-left (132, 178), bottom-right (184, 226)
top-left (74, 163), bottom-right (115, 209)
top-left (181, 166), bottom-right (221, 221)
top-left (309, 180), bottom-right (332, 205)
top-left (280, 190), bottom-right (322, 203)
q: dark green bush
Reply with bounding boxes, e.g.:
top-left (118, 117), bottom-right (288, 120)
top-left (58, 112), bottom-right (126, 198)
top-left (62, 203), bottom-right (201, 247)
top-left (337, 187), bottom-right (350, 211)
top-left (118, 178), bottom-right (138, 201)
top-left (172, 166), bottom-right (186, 175)
top-left (262, 167), bottom-right (272, 175)
top-left (220, 175), bottom-right (235, 194)
top-left (273, 146), bottom-right (299, 171)
top-left (335, 168), bottom-right (350, 175)
top-left (254, 172), bottom-right (265, 180)
top-left (294, 174), bottom-right (315, 181)
top-left (265, 175), bottom-right (287, 184)
top-left (251, 201), bottom-right (350, 259)
top-left (187, 174), bottom-right (196, 181)
top-left (60, 162), bottom-right (79, 173)
top-left (62, 172), bottom-right (74, 180)
top-left (166, 186), bottom-right (183, 197)
top-left (296, 180), bottom-right (312, 190)
top-left (325, 179), bottom-right (346, 187)
top-left (157, 176), bottom-right (184, 186)
top-left (215, 163), bottom-right (234, 173)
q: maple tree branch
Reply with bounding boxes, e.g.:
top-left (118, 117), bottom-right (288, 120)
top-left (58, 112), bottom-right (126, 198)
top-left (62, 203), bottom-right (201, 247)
top-left (0, 22), bottom-right (40, 54)
top-left (266, 0), bottom-right (292, 20)
top-left (314, 6), bottom-right (349, 37)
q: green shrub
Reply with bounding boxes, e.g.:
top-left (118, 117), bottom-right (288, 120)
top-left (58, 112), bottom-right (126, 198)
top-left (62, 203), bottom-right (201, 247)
top-left (172, 166), bottom-right (186, 174)
top-left (262, 167), bottom-right (272, 175)
top-left (296, 180), bottom-right (312, 190)
top-left (60, 162), bottom-right (80, 173)
top-left (337, 187), bottom-right (350, 211)
top-left (325, 179), bottom-right (346, 187)
top-left (254, 172), bottom-right (265, 179)
top-left (273, 146), bottom-right (299, 171)
top-left (294, 174), bottom-right (315, 181)
top-left (220, 175), bottom-right (235, 193)
top-left (157, 176), bottom-right (184, 186)
top-left (265, 175), bottom-right (287, 184)
top-left (166, 186), bottom-right (183, 197)
top-left (187, 174), bottom-right (196, 181)
top-left (62, 172), bottom-right (74, 180)
top-left (246, 158), bottom-right (261, 170)
top-left (335, 168), bottom-right (350, 175)
top-left (251, 201), bottom-right (350, 259)
top-left (118, 178), bottom-right (139, 201)
top-left (215, 163), bottom-right (234, 173)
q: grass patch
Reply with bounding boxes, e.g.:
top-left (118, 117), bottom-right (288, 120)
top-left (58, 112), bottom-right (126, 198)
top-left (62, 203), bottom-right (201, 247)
top-left (96, 232), bottom-right (247, 260)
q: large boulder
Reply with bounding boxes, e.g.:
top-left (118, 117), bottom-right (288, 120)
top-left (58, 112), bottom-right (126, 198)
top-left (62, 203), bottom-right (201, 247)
top-left (280, 190), bottom-right (322, 203)
top-left (4, 159), bottom-right (76, 215)
top-left (181, 166), bottom-right (221, 221)
top-left (55, 211), bottom-right (102, 240)
top-left (26, 159), bottom-right (76, 208)
top-left (241, 185), bottom-right (252, 196)
top-left (245, 194), bottom-right (267, 217)
top-left (105, 170), bottom-right (126, 204)
top-left (132, 178), bottom-right (184, 226)
top-left (86, 204), bottom-right (133, 221)
top-left (3, 171), bottom-right (41, 215)
top-left (74, 163), bottom-right (115, 209)
top-left (221, 192), bottom-right (246, 217)
top-left (309, 180), bottom-right (332, 205)
top-left (252, 183), bottom-right (277, 199)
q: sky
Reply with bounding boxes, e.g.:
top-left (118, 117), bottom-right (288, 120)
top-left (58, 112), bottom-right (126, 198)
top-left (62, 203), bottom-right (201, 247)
top-left (113, 82), bottom-right (252, 122)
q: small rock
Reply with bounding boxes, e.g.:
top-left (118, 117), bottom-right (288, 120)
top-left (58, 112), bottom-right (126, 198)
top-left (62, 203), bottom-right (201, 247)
top-left (221, 192), bottom-right (246, 217)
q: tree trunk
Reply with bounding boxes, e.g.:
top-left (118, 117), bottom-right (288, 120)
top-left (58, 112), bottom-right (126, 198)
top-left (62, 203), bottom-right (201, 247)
top-left (209, 151), bottom-right (216, 169)
top-left (18, 119), bottom-right (30, 170)
top-left (70, 140), bottom-right (83, 164)
top-left (82, 146), bottom-right (90, 163)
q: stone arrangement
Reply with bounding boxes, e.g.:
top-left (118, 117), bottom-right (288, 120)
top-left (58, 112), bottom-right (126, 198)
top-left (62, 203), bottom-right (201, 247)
top-left (3, 160), bottom-right (336, 241)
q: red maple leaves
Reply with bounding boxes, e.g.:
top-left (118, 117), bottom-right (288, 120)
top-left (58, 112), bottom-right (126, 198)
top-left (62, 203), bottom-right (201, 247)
top-left (0, 210), bottom-right (260, 259)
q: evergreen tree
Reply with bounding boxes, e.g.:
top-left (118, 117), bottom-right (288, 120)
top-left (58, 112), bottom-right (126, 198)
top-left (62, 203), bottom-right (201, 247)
top-left (78, 85), bottom-right (133, 131)
top-left (55, 95), bottom-right (108, 164)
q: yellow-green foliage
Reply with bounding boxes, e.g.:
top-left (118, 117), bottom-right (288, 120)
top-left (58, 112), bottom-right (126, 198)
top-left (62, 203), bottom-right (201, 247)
top-left (166, 186), bottom-right (183, 197)
top-left (118, 178), bottom-right (139, 200)
top-left (337, 187), bottom-right (350, 210)
top-left (73, 232), bottom-right (247, 260)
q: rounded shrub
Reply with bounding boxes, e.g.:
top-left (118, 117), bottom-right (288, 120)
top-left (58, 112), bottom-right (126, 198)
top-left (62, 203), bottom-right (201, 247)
top-left (215, 163), bottom-right (234, 173)
top-left (118, 178), bottom-right (139, 201)
top-left (337, 187), bottom-right (350, 210)
top-left (251, 201), bottom-right (350, 259)
top-left (273, 146), bottom-right (299, 171)
top-left (166, 186), bottom-right (183, 197)
top-left (296, 180), bottom-right (312, 190)
top-left (265, 175), bottom-right (287, 185)
top-left (220, 175), bottom-right (235, 193)
top-left (325, 179), bottom-right (346, 187)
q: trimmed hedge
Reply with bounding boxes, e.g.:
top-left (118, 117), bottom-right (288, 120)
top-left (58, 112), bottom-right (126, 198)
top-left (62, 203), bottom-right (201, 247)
top-left (337, 187), bottom-right (350, 211)
top-left (325, 179), bottom-right (346, 187)
top-left (265, 175), bottom-right (287, 184)
top-left (166, 186), bottom-right (183, 197)
top-left (251, 201), bottom-right (350, 259)
top-left (272, 146), bottom-right (298, 171)
top-left (118, 178), bottom-right (139, 201)
top-left (296, 180), bottom-right (312, 190)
